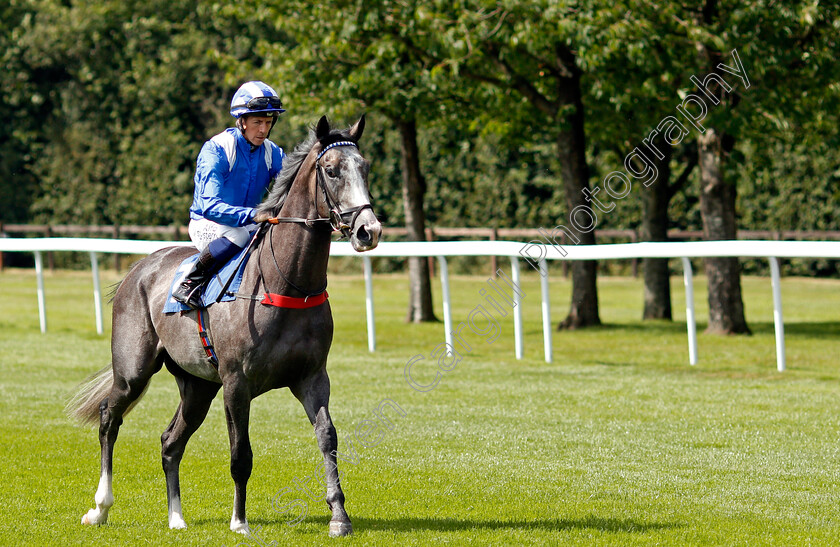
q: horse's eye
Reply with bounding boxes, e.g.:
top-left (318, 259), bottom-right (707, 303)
top-left (326, 167), bottom-right (337, 178)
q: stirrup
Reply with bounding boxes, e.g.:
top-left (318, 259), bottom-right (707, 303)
top-left (173, 283), bottom-right (204, 309)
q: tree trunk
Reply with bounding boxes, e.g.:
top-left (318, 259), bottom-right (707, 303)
top-left (398, 119), bottom-right (437, 323)
top-left (557, 66), bottom-right (600, 330)
top-left (697, 129), bottom-right (750, 334)
top-left (641, 146), bottom-right (672, 320)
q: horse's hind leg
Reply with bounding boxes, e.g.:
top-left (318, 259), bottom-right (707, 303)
top-left (81, 329), bottom-right (162, 525)
top-left (293, 370), bottom-right (352, 537)
top-left (161, 365), bottom-right (221, 529)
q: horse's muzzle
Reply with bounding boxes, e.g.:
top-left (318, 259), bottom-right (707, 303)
top-left (351, 212), bottom-right (381, 252)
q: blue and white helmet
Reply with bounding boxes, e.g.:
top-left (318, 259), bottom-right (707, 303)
top-left (230, 81), bottom-right (286, 119)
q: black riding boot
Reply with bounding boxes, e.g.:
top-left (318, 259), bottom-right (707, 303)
top-left (172, 248), bottom-right (218, 309)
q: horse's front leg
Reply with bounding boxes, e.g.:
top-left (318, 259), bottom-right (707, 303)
top-left (161, 370), bottom-right (221, 529)
top-left (222, 374), bottom-right (253, 534)
top-left (294, 370), bottom-right (352, 537)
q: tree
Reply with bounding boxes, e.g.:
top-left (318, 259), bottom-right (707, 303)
top-left (262, 1), bottom-right (447, 321)
top-left (8, 0), bottom-right (259, 226)
top-left (678, 0), bottom-right (839, 333)
top-left (584, 0), bottom-right (838, 332)
top-left (417, 2), bottom-right (607, 329)
top-left (578, 4), bottom-right (700, 322)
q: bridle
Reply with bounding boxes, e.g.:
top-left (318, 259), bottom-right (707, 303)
top-left (268, 140), bottom-right (373, 239)
top-left (314, 141), bottom-right (374, 239)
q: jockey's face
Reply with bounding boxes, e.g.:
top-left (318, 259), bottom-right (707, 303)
top-left (240, 115), bottom-right (275, 146)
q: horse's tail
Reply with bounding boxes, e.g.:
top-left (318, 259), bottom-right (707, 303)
top-left (65, 364), bottom-right (148, 426)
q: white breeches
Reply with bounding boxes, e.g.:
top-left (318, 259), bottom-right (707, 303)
top-left (188, 219), bottom-right (252, 252)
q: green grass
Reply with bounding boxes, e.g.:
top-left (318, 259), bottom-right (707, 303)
top-left (1, 266), bottom-right (840, 546)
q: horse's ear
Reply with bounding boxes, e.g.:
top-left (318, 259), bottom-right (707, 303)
top-left (316, 116), bottom-right (330, 139)
top-left (348, 114), bottom-right (365, 142)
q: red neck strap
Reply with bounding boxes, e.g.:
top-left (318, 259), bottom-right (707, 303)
top-left (260, 291), bottom-right (328, 309)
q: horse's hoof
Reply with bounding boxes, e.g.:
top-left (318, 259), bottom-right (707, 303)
top-left (329, 520), bottom-right (353, 537)
top-left (169, 514), bottom-right (187, 529)
top-left (81, 508), bottom-right (107, 526)
top-left (230, 518), bottom-right (249, 534)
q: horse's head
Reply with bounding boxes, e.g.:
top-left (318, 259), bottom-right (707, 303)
top-left (314, 115), bottom-right (381, 252)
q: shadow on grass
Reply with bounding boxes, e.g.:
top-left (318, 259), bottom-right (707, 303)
top-left (772, 321), bottom-right (840, 339)
top-left (551, 322), bottom-right (701, 335)
top-left (551, 321), bottom-right (840, 340)
top-left (288, 514), bottom-right (683, 534)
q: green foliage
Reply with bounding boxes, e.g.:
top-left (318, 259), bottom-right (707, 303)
top-left (0, 0), bottom-right (838, 280)
top-left (735, 133), bottom-right (840, 276)
top-left (2, 0), bottom-right (268, 226)
top-left (0, 0), bottom-right (43, 223)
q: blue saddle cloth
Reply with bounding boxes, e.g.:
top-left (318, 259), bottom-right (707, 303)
top-left (163, 245), bottom-right (253, 314)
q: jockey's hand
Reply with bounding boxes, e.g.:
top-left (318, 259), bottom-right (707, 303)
top-left (252, 210), bottom-right (274, 223)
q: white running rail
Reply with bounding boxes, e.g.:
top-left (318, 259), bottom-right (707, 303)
top-left (4, 237), bottom-right (840, 371)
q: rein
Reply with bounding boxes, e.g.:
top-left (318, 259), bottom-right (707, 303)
top-left (267, 225), bottom-right (328, 297)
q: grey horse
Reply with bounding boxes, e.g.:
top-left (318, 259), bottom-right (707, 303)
top-left (67, 115), bottom-right (380, 537)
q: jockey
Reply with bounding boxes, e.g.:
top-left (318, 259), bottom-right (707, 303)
top-left (172, 81), bottom-right (286, 309)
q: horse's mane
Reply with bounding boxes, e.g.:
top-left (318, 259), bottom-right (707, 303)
top-left (256, 124), bottom-right (355, 217)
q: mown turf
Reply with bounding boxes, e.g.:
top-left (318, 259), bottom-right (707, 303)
top-left (1, 265), bottom-right (839, 546)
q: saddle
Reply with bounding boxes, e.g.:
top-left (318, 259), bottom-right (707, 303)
top-left (162, 231), bottom-right (330, 367)
top-left (163, 246), bottom-right (252, 314)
